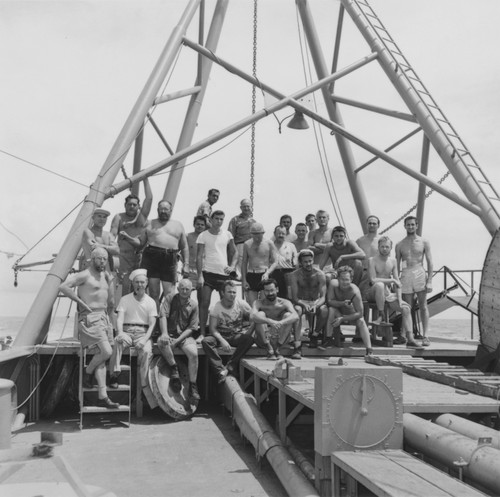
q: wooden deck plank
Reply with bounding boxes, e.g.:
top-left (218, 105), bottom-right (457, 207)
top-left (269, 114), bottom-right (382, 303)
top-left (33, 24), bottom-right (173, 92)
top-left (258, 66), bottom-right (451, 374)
top-left (242, 358), bottom-right (500, 416)
top-left (331, 450), bottom-right (487, 497)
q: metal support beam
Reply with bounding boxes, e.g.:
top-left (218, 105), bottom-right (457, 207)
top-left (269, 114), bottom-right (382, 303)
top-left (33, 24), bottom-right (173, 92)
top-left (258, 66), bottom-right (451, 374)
top-left (14, 0), bottom-right (202, 347)
top-left (154, 86), bottom-right (202, 105)
top-left (342, 0), bottom-right (500, 234)
top-left (164, 0), bottom-right (229, 206)
top-left (297, 0), bottom-right (370, 231)
top-left (131, 128), bottom-right (144, 197)
top-left (416, 135), bottom-right (430, 234)
top-left (330, 94), bottom-right (416, 122)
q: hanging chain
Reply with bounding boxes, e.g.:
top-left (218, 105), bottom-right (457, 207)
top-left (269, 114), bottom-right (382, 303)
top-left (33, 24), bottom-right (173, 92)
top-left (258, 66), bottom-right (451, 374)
top-left (380, 170), bottom-right (451, 234)
top-left (249, 0), bottom-right (258, 208)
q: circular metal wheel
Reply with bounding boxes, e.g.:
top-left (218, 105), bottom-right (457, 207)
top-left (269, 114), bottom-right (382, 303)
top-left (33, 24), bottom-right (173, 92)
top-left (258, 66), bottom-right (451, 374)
top-left (479, 228), bottom-right (500, 353)
top-left (148, 356), bottom-right (198, 420)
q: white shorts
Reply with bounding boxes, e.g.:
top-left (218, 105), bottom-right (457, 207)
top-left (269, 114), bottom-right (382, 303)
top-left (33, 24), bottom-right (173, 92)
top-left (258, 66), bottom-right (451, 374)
top-left (401, 266), bottom-right (426, 294)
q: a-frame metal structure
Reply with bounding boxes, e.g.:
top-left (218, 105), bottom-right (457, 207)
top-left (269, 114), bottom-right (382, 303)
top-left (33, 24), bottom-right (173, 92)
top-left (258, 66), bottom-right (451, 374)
top-left (14, 0), bottom-right (500, 348)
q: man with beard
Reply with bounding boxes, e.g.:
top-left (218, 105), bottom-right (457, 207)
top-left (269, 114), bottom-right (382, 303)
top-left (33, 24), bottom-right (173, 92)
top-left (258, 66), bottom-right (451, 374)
top-left (59, 247), bottom-right (119, 408)
top-left (289, 249), bottom-right (328, 357)
top-left (325, 265), bottom-right (373, 355)
top-left (128, 200), bottom-right (188, 309)
top-left (395, 216), bottom-right (433, 346)
top-left (202, 280), bottom-right (254, 383)
top-left (110, 179), bottom-right (152, 295)
top-left (109, 269), bottom-right (157, 405)
top-left (252, 279), bottom-right (298, 360)
top-left (319, 226), bottom-right (365, 285)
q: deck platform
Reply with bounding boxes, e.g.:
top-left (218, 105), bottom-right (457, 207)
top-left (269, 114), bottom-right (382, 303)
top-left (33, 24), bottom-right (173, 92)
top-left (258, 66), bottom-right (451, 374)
top-left (240, 356), bottom-right (500, 442)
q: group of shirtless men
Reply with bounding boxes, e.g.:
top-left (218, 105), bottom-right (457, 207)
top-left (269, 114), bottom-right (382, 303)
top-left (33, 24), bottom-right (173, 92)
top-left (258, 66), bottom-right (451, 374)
top-left (58, 184), bottom-right (433, 408)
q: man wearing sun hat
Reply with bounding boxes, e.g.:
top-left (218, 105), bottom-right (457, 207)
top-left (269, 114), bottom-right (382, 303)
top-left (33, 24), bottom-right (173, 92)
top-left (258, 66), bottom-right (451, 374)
top-left (109, 268), bottom-right (157, 403)
top-left (81, 207), bottom-right (119, 274)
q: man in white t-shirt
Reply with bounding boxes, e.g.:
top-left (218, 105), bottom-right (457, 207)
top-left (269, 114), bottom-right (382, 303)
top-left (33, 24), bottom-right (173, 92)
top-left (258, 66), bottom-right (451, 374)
top-left (109, 269), bottom-right (157, 405)
top-left (196, 210), bottom-right (238, 339)
top-left (201, 280), bottom-right (254, 383)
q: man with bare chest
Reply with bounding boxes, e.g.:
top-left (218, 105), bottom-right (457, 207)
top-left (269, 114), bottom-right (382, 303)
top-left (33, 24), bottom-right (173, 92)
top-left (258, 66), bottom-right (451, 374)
top-left (110, 179), bottom-right (152, 294)
top-left (308, 210), bottom-right (333, 265)
top-left (395, 216), bottom-right (433, 346)
top-left (241, 223), bottom-right (277, 306)
top-left (289, 249), bottom-right (327, 356)
top-left (129, 200), bottom-right (188, 308)
top-left (252, 279), bottom-right (298, 359)
top-left (366, 236), bottom-right (418, 346)
top-left (59, 247), bottom-right (119, 408)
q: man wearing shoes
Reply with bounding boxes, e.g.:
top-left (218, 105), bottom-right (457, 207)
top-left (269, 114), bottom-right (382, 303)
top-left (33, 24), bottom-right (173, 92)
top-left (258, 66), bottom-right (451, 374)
top-left (109, 268), bottom-right (157, 406)
top-left (158, 279), bottom-right (201, 403)
top-left (59, 247), bottom-right (119, 408)
top-left (251, 279), bottom-right (298, 360)
top-left (202, 280), bottom-right (254, 383)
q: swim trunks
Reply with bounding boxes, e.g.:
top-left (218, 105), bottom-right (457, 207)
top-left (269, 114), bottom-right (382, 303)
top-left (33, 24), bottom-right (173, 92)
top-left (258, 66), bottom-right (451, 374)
top-left (401, 266), bottom-right (427, 294)
top-left (246, 272), bottom-right (265, 292)
top-left (141, 245), bottom-right (178, 282)
top-left (202, 271), bottom-right (232, 291)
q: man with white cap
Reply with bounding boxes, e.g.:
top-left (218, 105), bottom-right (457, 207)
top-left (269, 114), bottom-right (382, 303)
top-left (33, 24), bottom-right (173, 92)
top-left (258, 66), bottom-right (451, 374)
top-left (241, 223), bottom-right (277, 306)
top-left (158, 278), bottom-right (200, 403)
top-left (109, 268), bottom-right (157, 404)
top-left (81, 208), bottom-right (119, 273)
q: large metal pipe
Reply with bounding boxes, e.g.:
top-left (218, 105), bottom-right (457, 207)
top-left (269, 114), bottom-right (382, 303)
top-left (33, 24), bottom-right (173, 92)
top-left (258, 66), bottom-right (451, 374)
top-left (224, 376), bottom-right (319, 497)
top-left (433, 414), bottom-right (500, 451)
top-left (404, 413), bottom-right (500, 494)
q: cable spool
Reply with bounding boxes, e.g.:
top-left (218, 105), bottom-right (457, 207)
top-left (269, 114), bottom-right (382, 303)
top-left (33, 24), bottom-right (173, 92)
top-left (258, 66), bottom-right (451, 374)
top-left (478, 227), bottom-right (500, 353)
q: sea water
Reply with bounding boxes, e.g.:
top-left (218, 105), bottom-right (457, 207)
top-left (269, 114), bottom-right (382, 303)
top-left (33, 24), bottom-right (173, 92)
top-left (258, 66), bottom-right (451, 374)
top-left (0, 315), bottom-right (478, 343)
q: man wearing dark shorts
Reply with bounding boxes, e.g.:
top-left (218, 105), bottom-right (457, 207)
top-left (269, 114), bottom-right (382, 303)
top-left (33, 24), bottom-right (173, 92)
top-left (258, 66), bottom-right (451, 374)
top-left (127, 200), bottom-right (188, 309)
top-left (196, 210), bottom-right (238, 339)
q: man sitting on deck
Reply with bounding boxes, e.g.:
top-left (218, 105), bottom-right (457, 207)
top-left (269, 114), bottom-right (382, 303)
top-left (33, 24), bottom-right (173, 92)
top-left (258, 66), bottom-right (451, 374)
top-left (252, 279), bottom-right (299, 360)
top-left (289, 249), bottom-right (328, 357)
top-left (324, 265), bottom-right (372, 355)
top-left (319, 225), bottom-right (365, 285)
top-left (366, 236), bottom-right (419, 347)
top-left (59, 247), bottom-right (119, 408)
top-left (202, 280), bottom-right (254, 383)
top-left (109, 268), bottom-right (157, 405)
top-left (158, 278), bottom-right (200, 403)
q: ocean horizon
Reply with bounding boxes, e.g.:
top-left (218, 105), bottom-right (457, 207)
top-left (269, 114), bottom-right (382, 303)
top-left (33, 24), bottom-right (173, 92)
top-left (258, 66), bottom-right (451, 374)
top-left (1, 315), bottom-right (479, 342)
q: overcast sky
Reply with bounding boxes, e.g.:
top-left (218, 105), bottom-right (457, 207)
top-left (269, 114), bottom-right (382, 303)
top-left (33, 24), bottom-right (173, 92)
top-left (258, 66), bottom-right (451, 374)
top-left (1, 0), bottom-right (499, 319)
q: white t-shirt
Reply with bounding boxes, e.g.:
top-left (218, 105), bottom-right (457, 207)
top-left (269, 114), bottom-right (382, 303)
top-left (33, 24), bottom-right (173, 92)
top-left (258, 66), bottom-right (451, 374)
top-left (197, 230), bottom-right (233, 275)
top-left (116, 293), bottom-right (157, 324)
